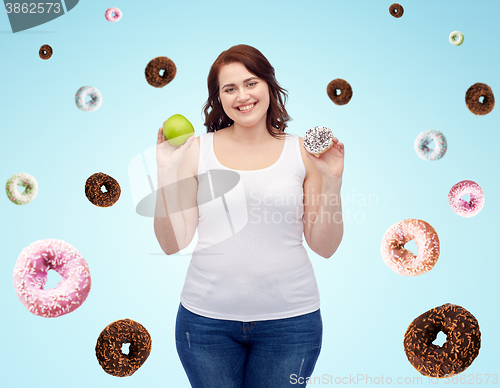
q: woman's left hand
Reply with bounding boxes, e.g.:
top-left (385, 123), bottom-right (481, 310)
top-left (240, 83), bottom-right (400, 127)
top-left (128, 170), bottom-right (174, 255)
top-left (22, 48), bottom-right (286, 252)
top-left (304, 137), bottom-right (344, 182)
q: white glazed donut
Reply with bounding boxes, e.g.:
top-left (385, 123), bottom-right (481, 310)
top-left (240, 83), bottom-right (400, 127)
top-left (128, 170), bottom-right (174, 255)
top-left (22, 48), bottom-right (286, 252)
top-left (414, 130), bottom-right (447, 161)
top-left (303, 126), bottom-right (334, 156)
top-left (105, 7), bottom-right (122, 22)
top-left (5, 172), bottom-right (38, 205)
top-left (449, 31), bottom-right (464, 46)
top-left (13, 239), bottom-right (91, 318)
top-left (75, 86), bottom-right (102, 112)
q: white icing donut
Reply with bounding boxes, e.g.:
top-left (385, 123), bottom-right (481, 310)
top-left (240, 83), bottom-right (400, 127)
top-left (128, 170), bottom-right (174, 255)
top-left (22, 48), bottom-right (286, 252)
top-left (303, 126), bottom-right (334, 156)
top-left (75, 86), bottom-right (102, 113)
top-left (449, 31), bottom-right (464, 46)
top-left (5, 172), bottom-right (38, 205)
top-left (414, 130), bottom-right (447, 161)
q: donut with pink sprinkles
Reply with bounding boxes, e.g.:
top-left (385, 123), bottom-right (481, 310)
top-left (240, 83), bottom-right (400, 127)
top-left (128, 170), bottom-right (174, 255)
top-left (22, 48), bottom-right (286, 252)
top-left (105, 7), bottom-right (122, 22)
top-left (448, 180), bottom-right (485, 218)
top-left (5, 172), bottom-right (38, 205)
top-left (13, 239), bottom-right (91, 318)
top-left (414, 130), bottom-right (447, 161)
top-left (75, 86), bottom-right (102, 113)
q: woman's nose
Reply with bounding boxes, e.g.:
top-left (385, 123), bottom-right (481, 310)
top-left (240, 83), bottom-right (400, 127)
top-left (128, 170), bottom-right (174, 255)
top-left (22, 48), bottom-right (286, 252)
top-left (236, 90), bottom-right (249, 101)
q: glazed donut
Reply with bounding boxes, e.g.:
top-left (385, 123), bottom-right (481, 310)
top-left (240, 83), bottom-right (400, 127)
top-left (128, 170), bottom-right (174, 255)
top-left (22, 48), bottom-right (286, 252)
top-left (404, 303), bottom-right (481, 378)
top-left (465, 83), bottom-right (495, 115)
top-left (449, 31), bottom-right (464, 46)
top-left (448, 180), bottom-right (484, 218)
top-left (105, 7), bottom-right (122, 22)
top-left (85, 172), bottom-right (121, 207)
top-left (39, 44), bottom-right (53, 60)
top-left (389, 3), bottom-right (404, 18)
top-left (12, 239), bottom-right (91, 318)
top-left (95, 319), bottom-right (152, 377)
top-left (5, 172), bottom-right (38, 205)
top-left (414, 130), bottom-right (447, 161)
top-left (381, 219), bottom-right (440, 276)
top-left (75, 86), bottom-right (103, 113)
top-left (303, 126), bottom-right (334, 157)
top-left (327, 78), bottom-right (353, 105)
top-left (145, 56), bottom-right (177, 88)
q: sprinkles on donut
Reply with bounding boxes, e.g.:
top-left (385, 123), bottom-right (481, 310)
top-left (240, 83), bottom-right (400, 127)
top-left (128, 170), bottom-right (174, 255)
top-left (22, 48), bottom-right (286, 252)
top-left (465, 83), bottom-right (495, 115)
top-left (85, 172), bottom-right (121, 207)
top-left (105, 7), bottom-right (122, 22)
top-left (381, 218), bottom-right (440, 276)
top-left (449, 31), bottom-right (464, 46)
top-left (327, 79), bottom-right (352, 105)
top-left (303, 126), bottom-right (334, 157)
top-left (5, 172), bottom-right (38, 205)
top-left (39, 44), bottom-right (53, 60)
top-left (95, 319), bottom-right (152, 377)
top-left (414, 130), bottom-right (447, 161)
top-left (448, 180), bottom-right (484, 218)
top-left (12, 239), bottom-right (91, 318)
top-left (75, 86), bottom-right (103, 113)
top-left (145, 56), bottom-right (177, 88)
top-left (404, 304), bottom-right (481, 378)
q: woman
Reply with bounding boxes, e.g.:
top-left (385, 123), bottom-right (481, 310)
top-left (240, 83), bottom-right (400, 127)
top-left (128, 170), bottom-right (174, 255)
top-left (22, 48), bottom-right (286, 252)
top-left (155, 44), bottom-right (344, 388)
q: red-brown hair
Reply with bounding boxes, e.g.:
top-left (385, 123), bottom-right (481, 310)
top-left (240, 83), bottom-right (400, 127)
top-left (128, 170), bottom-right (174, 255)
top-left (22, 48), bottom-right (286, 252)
top-left (202, 44), bottom-right (292, 140)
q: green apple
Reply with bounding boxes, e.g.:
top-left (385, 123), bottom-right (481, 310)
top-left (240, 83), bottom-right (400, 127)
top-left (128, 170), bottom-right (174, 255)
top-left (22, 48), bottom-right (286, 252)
top-left (162, 114), bottom-right (195, 146)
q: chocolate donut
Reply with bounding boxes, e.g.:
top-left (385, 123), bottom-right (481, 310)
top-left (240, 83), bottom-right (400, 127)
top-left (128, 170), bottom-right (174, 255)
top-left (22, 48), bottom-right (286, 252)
top-left (39, 44), bottom-right (53, 60)
top-left (85, 172), bottom-right (121, 207)
top-left (95, 319), bottom-right (152, 377)
top-left (327, 79), bottom-right (353, 106)
top-left (404, 304), bottom-right (481, 378)
top-left (465, 83), bottom-right (495, 115)
top-left (389, 3), bottom-right (404, 18)
top-left (145, 56), bottom-right (177, 88)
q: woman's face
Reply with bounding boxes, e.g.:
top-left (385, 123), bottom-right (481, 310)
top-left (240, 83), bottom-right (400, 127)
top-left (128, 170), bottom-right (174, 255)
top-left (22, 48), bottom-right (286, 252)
top-left (218, 62), bottom-right (270, 129)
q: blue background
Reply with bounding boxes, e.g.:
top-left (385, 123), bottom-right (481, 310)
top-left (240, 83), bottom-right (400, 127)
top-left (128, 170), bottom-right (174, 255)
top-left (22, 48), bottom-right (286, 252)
top-left (1, 0), bottom-right (498, 386)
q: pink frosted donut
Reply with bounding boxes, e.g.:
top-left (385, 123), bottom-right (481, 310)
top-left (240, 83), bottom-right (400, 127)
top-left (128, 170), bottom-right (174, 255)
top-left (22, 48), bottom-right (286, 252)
top-left (381, 219), bottom-right (440, 276)
top-left (105, 7), bottom-right (122, 22)
top-left (448, 180), bottom-right (484, 218)
top-left (13, 239), bottom-right (91, 318)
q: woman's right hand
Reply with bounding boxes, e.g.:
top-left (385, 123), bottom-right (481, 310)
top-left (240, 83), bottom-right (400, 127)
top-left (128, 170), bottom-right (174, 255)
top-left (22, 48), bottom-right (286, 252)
top-left (156, 123), bottom-right (196, 170)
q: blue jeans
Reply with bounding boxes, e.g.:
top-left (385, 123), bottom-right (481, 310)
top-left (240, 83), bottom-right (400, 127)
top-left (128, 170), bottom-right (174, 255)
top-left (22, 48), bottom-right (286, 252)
top-left (175, 303), bottom-right (322, 388)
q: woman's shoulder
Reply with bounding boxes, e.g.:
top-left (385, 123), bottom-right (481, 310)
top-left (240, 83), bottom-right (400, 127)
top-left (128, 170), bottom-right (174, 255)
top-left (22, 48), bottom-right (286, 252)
top-left (297, 136), bottom-right (311, 180)
top-left (182, 134), bottom-right (200, 181)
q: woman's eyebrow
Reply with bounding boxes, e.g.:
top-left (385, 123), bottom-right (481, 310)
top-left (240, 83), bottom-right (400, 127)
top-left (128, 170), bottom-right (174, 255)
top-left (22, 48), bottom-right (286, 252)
top-left (221, 77), bottom-right (259, 90)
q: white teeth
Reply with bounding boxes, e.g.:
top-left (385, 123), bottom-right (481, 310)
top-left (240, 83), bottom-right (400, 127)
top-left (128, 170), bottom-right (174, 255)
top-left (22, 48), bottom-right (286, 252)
top-left (238, 103), bottom-right (255, 111)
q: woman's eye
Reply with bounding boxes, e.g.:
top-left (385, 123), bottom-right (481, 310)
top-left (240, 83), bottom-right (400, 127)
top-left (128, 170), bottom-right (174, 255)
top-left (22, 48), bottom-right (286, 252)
top-left (224, 82), bottom-right (256, 93)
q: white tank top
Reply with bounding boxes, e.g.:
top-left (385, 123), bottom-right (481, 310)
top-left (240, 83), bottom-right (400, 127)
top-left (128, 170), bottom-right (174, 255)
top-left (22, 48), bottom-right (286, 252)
top-left (180, 131), bottom-right (320, 321)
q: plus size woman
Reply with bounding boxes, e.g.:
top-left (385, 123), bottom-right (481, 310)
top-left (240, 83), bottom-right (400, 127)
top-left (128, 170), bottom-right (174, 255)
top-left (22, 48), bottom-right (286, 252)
top-left (154, 44), bottom-right (344, 388)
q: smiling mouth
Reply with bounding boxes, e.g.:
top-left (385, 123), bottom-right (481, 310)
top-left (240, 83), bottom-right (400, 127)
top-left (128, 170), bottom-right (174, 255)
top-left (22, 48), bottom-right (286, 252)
top-left (237, 102), bottom-right (257, 111)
